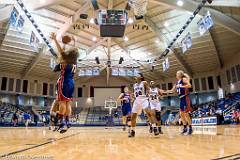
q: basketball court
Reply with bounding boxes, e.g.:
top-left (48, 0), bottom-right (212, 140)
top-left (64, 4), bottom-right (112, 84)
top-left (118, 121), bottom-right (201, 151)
top-left (0, 126), bottom-right (240, 160)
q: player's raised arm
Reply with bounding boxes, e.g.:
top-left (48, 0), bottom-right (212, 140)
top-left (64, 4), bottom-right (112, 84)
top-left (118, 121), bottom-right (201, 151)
top-left (50, 32), bottom-right (64, 56)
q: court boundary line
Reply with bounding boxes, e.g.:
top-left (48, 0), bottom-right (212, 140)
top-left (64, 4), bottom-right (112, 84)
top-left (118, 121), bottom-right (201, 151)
top-left (211, 153), bottom-right (240, 160)
top-left (0, 131), bottom-right (81, 158)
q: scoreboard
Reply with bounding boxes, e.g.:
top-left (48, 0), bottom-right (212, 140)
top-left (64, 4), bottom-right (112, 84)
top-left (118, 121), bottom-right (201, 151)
top-left (98, 9), bottom-right (128, 37)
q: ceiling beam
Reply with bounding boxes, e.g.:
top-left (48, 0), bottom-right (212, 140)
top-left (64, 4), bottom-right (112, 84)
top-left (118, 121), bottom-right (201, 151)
top-left (86, 38), bottom-right (108, 56)
top-left (21, 46), bottom-right (46, 78)
top-left (113, 39), bottom-right (165, 80)
top-left (208, 30), bottom-right (223, 69)
top-left (57, 2), bottom-right (90, 38)
top-left (150, 0), bottom-right (240, 36)
top-left (0, 0), bottom-right (15, 5)
top-left (172, 49), bottom-right (193, 77)
top-left (144, 16), bottom-right (193, 77)
top-left (0, 5), bottom-right (13, 22)
top-left (26, 0), bottom-right (64, 11)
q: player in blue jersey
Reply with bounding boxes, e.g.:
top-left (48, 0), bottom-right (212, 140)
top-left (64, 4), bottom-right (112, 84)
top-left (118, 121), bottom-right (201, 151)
top-left (118, 87), bottom-right (133, 132)
top-left (50, 33), bottom-right (78, 133)
top-left (167, 70), bottom-right (193, 135)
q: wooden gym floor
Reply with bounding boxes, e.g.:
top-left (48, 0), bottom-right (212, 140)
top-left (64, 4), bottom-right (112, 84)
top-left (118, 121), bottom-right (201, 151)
top-left (0, 125), bottom-right (240, 160)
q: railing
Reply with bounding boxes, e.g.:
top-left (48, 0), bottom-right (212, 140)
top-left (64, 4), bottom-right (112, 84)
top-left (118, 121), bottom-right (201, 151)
top-left (223, 100), bottom-right (240, 116)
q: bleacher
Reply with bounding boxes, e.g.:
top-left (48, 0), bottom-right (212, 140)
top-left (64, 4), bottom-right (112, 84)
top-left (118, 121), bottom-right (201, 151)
top-left (191, 92), bottom-right (240, 124)
top-left (0, 102), bottom-right (26, 126)
top-left (1, 92), bottom-right (239, 127)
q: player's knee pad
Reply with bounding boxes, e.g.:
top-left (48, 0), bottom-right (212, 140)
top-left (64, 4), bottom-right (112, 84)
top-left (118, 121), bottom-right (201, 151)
top-left (155, 111), bottom-right (161, 121)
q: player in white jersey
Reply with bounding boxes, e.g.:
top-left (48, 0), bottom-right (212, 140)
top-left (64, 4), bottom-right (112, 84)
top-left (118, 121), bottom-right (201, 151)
top-left (149, 81), bottom-right (166, 134)
top-left (128, 73), bottom-right (159, 137)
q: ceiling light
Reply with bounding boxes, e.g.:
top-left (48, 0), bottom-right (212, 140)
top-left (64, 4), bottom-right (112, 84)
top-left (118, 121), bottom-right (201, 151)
top-left (124, 36), bottom-right (129, 41)
top-left (164, 22), bottom-right (169, 27)
top-left (128, 17), bottom-right (134, 24)
top-left (92, 37), bottom-right (97, 41)
top-left (90, 18), bottom-right (95, 24)
top-left (155, 39), bottom-right (160, 44)
top-left (148, 52), bottom-right (152, 55)
top-left (177, 0), bottom-right (184, 6)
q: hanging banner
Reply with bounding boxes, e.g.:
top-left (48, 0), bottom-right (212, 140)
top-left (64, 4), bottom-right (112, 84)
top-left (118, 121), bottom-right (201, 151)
top-left (50, 57), bottom-right (56, 70)
top-left (9, 8), bottom-right (19, 26)
top-left (197, 11), bottom-right (214, 35)
top-left (30, 31), bottom-right (40, 51)
top-left (111, 68), bottom-right (119, 76)
top-left (16, 15), bottom-right (24, 32)
top-left (162, 57), bottom-right (169, 72)
top-left (181, 32), bottom-right (192, 53)
top-left (93, 67), bottom-right (100, 76)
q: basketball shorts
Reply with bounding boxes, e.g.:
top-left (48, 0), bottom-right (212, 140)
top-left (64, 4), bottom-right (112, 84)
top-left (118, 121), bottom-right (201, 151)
top-left (149, 100), bottom-right (161, 111)
top-left (132, 97), bottom-right (149, 115)
top-left (122, 103), bottom-right (132, 116)
top-left (180, 95), bottom-right (192, 112)
top-left (57, 79), bottom-right (74, 102)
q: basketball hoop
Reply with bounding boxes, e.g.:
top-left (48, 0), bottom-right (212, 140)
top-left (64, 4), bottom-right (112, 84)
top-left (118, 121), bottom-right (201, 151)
top-left (104, 97), bottom-right (117, 115)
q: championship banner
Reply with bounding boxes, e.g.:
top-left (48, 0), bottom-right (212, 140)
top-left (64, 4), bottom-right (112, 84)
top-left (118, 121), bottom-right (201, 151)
top-left (111, 68), bottom-right (119, 76)
top-left (92, 67), bottom-right (100, 76)
top-left (111, 67), bottom-right (140, 77)
top-left (162, 57), bottom-right (169, 72)
top-left (30, 31), bottom-right (40, 51)
top-left (49, 57), bottom-right (56, 70)
top-left (78, 67), bottom-right (100, 77)
top-left (181, 32), bottom-right (192, 53)
top-left (16, 15), bottom-right (24, 32)
top-left (197, 11), bottom-right (214, 35)
top-left (9, 8), bottom-right (19, 27)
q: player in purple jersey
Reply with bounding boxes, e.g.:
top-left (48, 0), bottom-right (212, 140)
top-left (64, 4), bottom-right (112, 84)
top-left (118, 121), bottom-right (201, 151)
top-left (118, 87), bottom-right (133, 132)
top-left (167, 70), bottom-right (193, 135)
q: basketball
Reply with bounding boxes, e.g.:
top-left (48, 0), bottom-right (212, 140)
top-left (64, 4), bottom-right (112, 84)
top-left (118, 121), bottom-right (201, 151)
top-left (62, 35), bottom-right (71, 44)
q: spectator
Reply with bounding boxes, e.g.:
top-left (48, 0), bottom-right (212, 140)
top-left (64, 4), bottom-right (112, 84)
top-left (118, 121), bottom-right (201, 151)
top-left (218, 86), bottom-right (224, 100)
top-left (42, 115), bottom-right (47, 126)
top-left (238, 109), bottom-right (240, 122)
top-left (0, 112), bottom-right (4, 124)
top-left (23, 112), bottom-right (31, 127)
top-left (236, 102), bottom-right (240, 110)
top-left (12, 112), bottom-right (18, 127)
top-left (33, 114), bottom-right (38, 126)
top-left (232, 109), bottom-right (239, 124)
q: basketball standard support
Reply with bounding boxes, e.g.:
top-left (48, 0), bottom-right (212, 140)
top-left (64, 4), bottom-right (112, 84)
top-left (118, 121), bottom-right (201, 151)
top-left (104, 97), bottom-right (117, 127)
